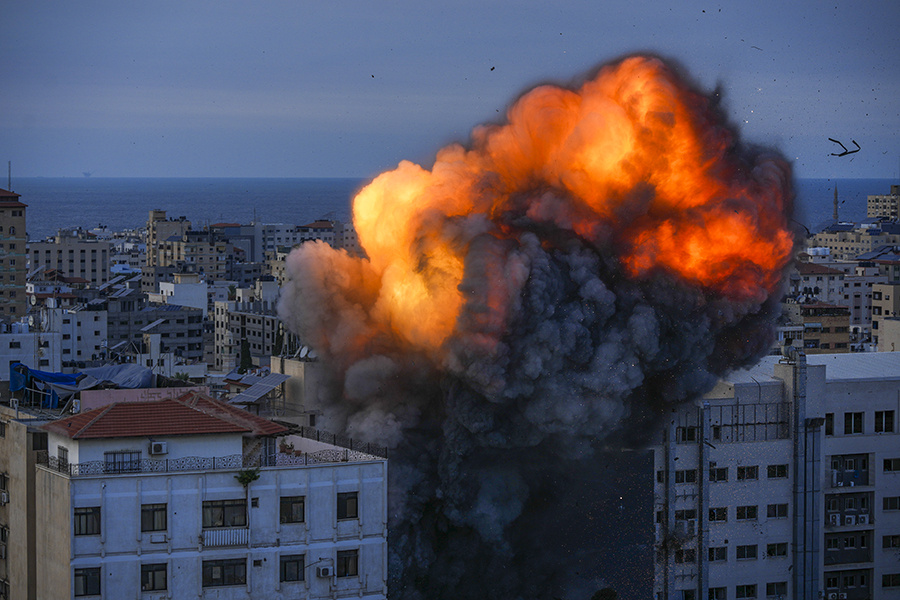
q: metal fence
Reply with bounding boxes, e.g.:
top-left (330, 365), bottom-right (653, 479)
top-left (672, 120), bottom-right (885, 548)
top-left (292, 425), bottom-right (389, 459)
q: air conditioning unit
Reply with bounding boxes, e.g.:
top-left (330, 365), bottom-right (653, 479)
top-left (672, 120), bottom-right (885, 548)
top-left (827, 593), bottom-right (838, 600)
top-left (828, 514), bottom-right (839, 526)
top-left (838, 594), bottom-right (847, 600)
top-left (858, 514), bottom-right (869, 524)
top-left (0, 492), bottom-right (8, 505)
top-left (149, 442), bottom-right (168, 455)
top-left (316, 566), bottom-right (333, 577)
top-left (844, 515), bottom-right (856, 526)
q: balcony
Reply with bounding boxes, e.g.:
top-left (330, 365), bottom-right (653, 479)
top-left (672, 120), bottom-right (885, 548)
top-left (202, 527), bottom-right (249, 547)
top-left (831, 469), bottom-right (870, 488)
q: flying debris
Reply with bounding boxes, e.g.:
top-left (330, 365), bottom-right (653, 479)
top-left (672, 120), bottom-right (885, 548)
top-left (829, 137), bottom-right (860, 157)
top-left (278, 55), bottom-right (796, 600)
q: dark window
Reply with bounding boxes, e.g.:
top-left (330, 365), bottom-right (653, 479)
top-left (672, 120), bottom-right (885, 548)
top-left (845, 412), bottom-right (863, 434)
top-left (141, 563), bottom-right (166, 591)
top-left (676, 426), bottom-right (698, 443)
top-left (280, 496), bottom-right (305, 523)
top-left (336, 549), bottom-right (358, 577)
top-left (141, 504), bottom-right (167, 532)
top-left (74, 567), bottom-right (101, 596)
top-left (674, 549), bottom-right (696, 563)
top-left (736, 505), bottom-right (758, 521)
top-left (884, 573), bottom-right (900, 587)
top-left (709, 507), bottom-right (727, 522)
top-left (708, 546), bottom-right (726, 561)
top-left (737, 466), bottom-right (758, 481)
top-left (736, 544), bottom-right (757, 560)
top-left (708, 588), bottom-right (726, 600)
top-left (826, 412), bottom-right (835, 435)
top-left (74, 507), bottom-right (101, 536)
top-left (103, 450), bottom-right (141, 473)
top-left (280, 554), bottom-right (305, 582)
top-left (885, 496), bottom-right (900, 510)
top-left (766, 464), bottom-right (788, 479)
top-left (202, 500), bottom-right (247, 528)
top-left (735, 584), bottom-right (757, 599)
top-left (876, 410), bottom-right (895, 433)
top-left (709, 467), bottom-right (728, 482)
top-left (202, 558), bottom-right (246, 587)
top-left (885, 458), bottom-right (900, 472)
top-left (767, 503), bottom-right (788, 518)
top-left (337, 492), bottom-right (358, 520)
top-left (674, 469), bottom-right (697, 484)
top-left (766, 582), bottom-right (787, 597)
top-left (766, 542), bottom-right (788, 557)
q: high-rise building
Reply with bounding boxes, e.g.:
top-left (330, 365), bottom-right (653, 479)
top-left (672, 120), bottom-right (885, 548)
top-left (0, 189), bottom-right (27, 319)
top-left (652, 351), bottom-right (900, 600)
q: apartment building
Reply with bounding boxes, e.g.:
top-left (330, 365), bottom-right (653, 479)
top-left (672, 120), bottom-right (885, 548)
top-left (781, 302), bottom-right (851, 353)
top-left (145, 210), bottom-right (190, 267)
top-left (653, 351), bottom-right (900, 600)
top-left (812, 222), bottom-right (900, 262)
top-left (0, 391), bottom-right (387, 599)
top-left (28, 229), bottom-right (111, 289)
top-left (0, 189), bottom-right (27, 319)
top-left (40, 304), bottom-right (107, 371)
top-left (866, 185), bottom-right (900, 220)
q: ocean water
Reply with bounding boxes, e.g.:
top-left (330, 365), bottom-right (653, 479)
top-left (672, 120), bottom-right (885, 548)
top-left (8, 176), bottom-right (899, 242)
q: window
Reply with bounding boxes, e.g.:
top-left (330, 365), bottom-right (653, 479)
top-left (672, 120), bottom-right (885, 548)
top-left (736, 544), bottom-right (758, 560)
top-left (767, 503), bottom-right (788, 518)
top-left (826, 536), bottom-right (841, 550)
top-left (280, 554), bottom-right (305, 582)
top-left (74, 507), bottom-right (101, 536)
top-left (103, 450), bottom-right (141, 473)
top-left (280, 496), bottom-right (305, 523)
top-left (337, 492), bottom-right (358, 520)
top-left (844, 412), bottom-right (863, 434)
top-left (336, 549), bottom-right (358, 577)
top-left (675, 469), bottom-right (697, 484)
top-left (674, 549), bottom-right (696, 563)
top-left (766, 582), bottom-right (787, 597)
top-left (675, 509), bottom-right (697, 521)
top-left (708, 588), bottom-right (726, 600)
top-left (826, 576), bottom-right (839, 589)
top-left (884, 535), bottom-right (900, 548)
top-left (736, 584), bottom-right (757, 598)
top-left (676, 426), bottom-right (698, 443)
top-left (736, 505), bottom-right (758, 521)
top-left (885, 458), bottom-right (900, 472)
top-left (766, 542), bottom-right (787, 557)
top-left (202, 500), bottom-right (247, 528)
top-left (7, 341), bottom-right (19, 349)
top-left (876, 410), bottom-right (895, 433)
top-left (74, 567), bottom-right (101, 596)
top-left (141, 563), bottom-right (166, 591)
top-left (737, 466), bottom-right (758, 481)
top-left (708, 546), bottom-right (727, 561)
top-left (885, 574), bottom-right (900, 588)
top-left (766, 464), bottom-right (788, 479)
top-left (709, 507), bottom-right (727, 522)
top-left (202, 558), bottom-right (246, 587)
top-left (141, 504), bottom-right (167, 532)
top-left (709, 467), bottom-right (728, 482)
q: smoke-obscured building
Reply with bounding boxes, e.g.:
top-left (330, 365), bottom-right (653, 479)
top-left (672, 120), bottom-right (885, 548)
top-left (0, 188), bottom-right (27, 319)
top-left (652, 351), bottom-right (900, 600)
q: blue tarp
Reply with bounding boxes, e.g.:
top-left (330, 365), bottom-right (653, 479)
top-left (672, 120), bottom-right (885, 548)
top-left (10, 363), bottom-right (155, 409)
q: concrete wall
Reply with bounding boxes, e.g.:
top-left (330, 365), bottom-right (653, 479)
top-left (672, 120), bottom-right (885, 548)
top-left (34, 466), bottom-right (71, 599)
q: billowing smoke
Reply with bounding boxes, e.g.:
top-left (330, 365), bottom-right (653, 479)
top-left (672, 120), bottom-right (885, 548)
top-left (278, 55), bottom-right (796, 599)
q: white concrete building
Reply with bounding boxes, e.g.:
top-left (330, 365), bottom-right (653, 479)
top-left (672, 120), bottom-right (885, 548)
top-left (653, 351), bottom-right (900, 600)
top-left (149, 272), bottom-right (210, 317)
top-left (40, 305), bottom-right (108, 370)
top-left (0, 320), bottom-right (62, 378)
top-left (33, 391), bottom-right (388, 599)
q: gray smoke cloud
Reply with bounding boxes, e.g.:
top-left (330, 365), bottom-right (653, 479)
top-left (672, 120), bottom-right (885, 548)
top-left (277, 55), bottom-right (796, 599)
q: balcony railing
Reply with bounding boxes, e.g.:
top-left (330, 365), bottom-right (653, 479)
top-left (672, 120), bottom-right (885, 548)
top-left (37, 446), bottom-right (385, 478)
top-left (831, 469), bottom-right (870, 487)
top-left (202, 527), bottom-right (249, 547)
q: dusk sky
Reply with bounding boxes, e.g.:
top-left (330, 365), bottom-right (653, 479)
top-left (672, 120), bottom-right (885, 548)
top-left (2, 1), bottom-right (898, 180)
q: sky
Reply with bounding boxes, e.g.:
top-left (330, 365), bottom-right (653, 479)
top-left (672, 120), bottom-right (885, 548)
top-left (1, 0), bottom-right (899, 180)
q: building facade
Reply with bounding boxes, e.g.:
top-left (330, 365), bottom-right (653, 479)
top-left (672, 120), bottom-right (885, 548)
top-left (653, 351), bottom-right (900, 600)
top-left (0, 189), bottom-right (27, 319)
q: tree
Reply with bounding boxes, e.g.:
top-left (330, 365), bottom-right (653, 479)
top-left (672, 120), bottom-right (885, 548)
top-left (238, 339), bottom-right (253, 373)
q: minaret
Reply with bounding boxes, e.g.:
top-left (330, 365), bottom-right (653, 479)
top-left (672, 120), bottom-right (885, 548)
top-left (833, 185), bottom-right (839, 222)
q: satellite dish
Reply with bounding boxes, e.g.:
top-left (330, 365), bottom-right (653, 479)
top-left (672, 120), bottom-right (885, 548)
top-left (308, 350), bottom-right (318, 360)
top-left (299, 347), bottom-right (308, 359)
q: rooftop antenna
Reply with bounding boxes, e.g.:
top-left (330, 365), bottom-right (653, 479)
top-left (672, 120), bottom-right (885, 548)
top-left (7, 161), bottom-right (10, 191)
top-left (833, 184), bottom-right (838, 222)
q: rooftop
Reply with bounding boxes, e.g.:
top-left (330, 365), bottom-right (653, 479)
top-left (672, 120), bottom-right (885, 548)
top-left (42, 391), bottom-right (287, 439)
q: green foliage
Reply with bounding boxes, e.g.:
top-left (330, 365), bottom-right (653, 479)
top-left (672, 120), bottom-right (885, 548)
top-left (238, 339), bottom-right (252, 374)
top-left (234, 467), bottom-right (260, 487)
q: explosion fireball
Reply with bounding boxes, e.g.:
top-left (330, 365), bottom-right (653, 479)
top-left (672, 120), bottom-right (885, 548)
top-left (278, 55), bottom-right (796, 599)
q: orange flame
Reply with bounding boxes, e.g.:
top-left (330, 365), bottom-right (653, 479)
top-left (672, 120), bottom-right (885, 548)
top-left (350, 56), bottom-right (793, 354)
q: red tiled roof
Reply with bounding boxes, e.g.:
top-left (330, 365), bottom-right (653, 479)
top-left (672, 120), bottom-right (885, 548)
top-left (795, 262), bottom-right (844, 275)
top-left (42, 391), bottom-right (287, 439)
top-left (0, 188), bottom-right (27, 207)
